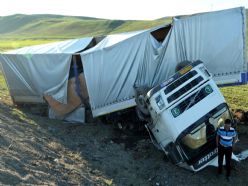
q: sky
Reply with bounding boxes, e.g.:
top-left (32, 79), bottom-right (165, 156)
top-left (0, 0), bottom-right (247, 20)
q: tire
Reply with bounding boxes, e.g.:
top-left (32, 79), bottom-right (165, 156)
top-left (134, 86), bottom-right (151, 120)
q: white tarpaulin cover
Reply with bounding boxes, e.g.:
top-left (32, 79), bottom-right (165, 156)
top-left (81, 29), bottom-right (159, 116)
top-left (165, 7), bottom-right (247, 85)
top-left (0, 38), bottom-right (93, 104)
top-left (81, 7), bottom-right (246, 117)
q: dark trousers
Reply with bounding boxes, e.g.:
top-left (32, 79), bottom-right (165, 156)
top-left (218, 145), bottom-right (232, 177)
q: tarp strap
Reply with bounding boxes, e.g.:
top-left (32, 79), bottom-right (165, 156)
top-left (73, 59), bottom-right (83, 102)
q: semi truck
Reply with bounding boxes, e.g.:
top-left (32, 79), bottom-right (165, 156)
top-left (80, 7), bottom-right (246, 171)
top-left (0, 7), bottom-right (246, 171)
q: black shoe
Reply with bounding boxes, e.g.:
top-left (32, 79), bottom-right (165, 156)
top-left (226, 176), bottom-right (230, 182)
top-left (216, 172), bottom-right (222, 178)
top-left (217, 169), bottom-right (222, 175)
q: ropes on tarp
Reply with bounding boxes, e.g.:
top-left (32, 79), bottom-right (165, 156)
top-left (73, 57), bottom-right (84, 103)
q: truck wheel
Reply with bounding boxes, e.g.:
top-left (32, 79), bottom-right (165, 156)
top-left (175, 60), bottom-right (192, 72)
top-left (135, 86), bottom-right (151, 121)
top-left (136, 95), bottom-right (150, 115)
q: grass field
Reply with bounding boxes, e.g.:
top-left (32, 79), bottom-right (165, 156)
top-left (0, 70), bottom-right (11, 105)
top-left (0, 39), bottom-right (61, 52)
top-left (221, 85), bottom-right (248, 111)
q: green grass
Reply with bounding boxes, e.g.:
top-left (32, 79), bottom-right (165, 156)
top-left (0, 39), bottom-right (62, 52)
top-left (109, 18), bottom-right (172, 34)
top-left (221, 85), bottom-right (248, 111)
top-left (0, 71), bottom-right (8, 90)
top-left (0, 70), bottom-right (11, 105)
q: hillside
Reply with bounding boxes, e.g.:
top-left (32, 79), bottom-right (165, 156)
top-left (0, 10), bottom-right (246, 40)
top-left (0, 14), bottom-right (171, 39)
top-left (0, 10), bottom-right (246, 51)
top-left (0, 14), bottom-right (171, 51)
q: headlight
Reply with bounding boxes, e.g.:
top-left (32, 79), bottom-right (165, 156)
top-left (155, 95), bottom-right (165, 110)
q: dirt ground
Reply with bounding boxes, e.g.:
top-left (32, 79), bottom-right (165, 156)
top-left (1, 101), bottom-right (248, 186)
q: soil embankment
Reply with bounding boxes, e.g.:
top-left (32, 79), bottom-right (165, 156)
top-left (1, 103), bottom-right (248, 185)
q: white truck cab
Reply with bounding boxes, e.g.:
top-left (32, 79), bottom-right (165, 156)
top-left (145, 60), bottom-right (234, 171)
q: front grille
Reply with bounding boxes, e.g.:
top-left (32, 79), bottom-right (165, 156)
top-left (164, 70), bottom-right (197, 95)
top-left (171, 85), bottom-right (213, 118)
top-left (167, 76), bottom-right (204, 103)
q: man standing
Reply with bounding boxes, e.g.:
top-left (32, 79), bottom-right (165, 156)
top-left (216, 119), bottom-right (237, 181)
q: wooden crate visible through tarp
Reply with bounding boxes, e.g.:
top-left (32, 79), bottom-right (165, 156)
top-left (44, 72), bottom-right (89, 120)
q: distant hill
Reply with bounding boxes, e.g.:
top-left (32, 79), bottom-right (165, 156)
top-left (0, 14), bottom-right (171, 39)
top-left (0, 9), bottom-right (246, 40)
top-left (0, 9), bottom-right (246, 52)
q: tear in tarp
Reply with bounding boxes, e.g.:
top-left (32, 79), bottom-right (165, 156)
top-left (0, 38), bottom-right (93, 104)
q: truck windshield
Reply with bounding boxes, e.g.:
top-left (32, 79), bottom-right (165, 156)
top-left (178, 104), bottom-right (231, 163)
